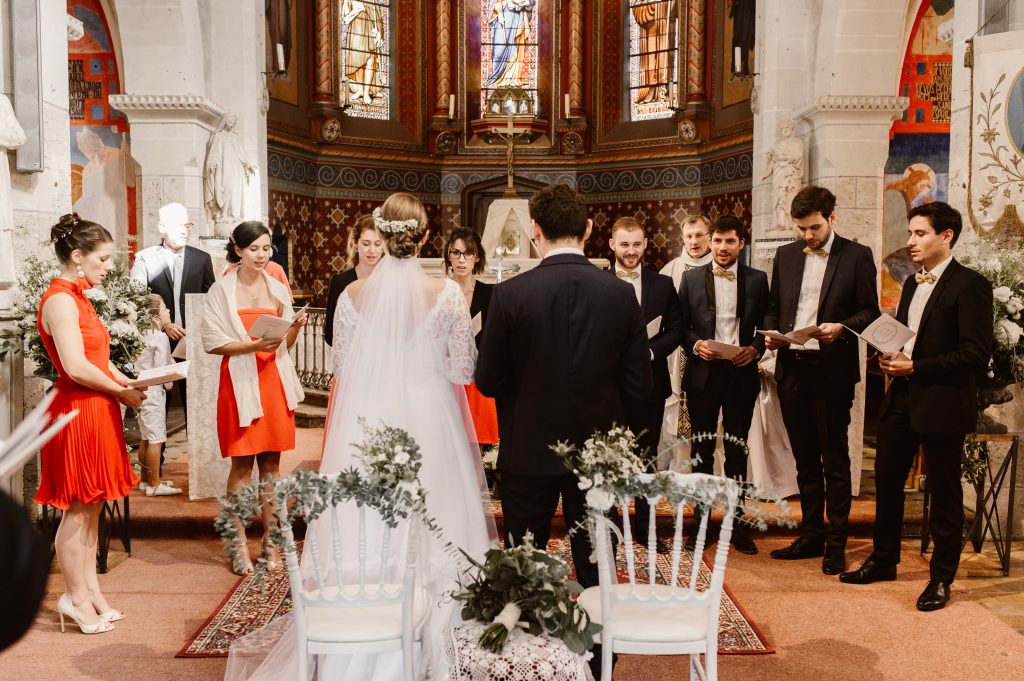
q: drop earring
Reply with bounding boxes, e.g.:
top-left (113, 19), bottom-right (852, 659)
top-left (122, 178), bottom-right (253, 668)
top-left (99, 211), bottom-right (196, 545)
top-left (76, 265), bottom-right (84, 279)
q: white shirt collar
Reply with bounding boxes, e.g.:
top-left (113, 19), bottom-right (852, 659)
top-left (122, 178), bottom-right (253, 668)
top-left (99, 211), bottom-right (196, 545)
top-left (921, 254), bottom-right (953, 281)
top-left (617, 263), bottom-right (641, 275)
top-left (821, 230), bottom-right (836, 254)
top-left (543, 246), bottom-right (585, 259)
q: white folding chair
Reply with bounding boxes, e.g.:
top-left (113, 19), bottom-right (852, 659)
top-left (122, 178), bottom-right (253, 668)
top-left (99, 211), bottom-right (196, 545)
top-left (578, 471), bottom-right (741, 681)
top-left (276, 474), bottom-right (432, 681)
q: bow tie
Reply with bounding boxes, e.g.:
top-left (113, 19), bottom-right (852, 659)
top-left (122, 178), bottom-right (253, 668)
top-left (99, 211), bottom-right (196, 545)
top-left (915, 272), bottom-right (937, 284)
top-left (616, 270), bottom-right (640, 280)
top-left (803, 246), bottom-right (828, 258)
top-left (712, 267), bottom-right (735, 281)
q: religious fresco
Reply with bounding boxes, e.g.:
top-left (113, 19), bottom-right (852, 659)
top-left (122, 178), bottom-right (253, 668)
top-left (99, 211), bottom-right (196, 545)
top-left (267, 0), bottom-right (299, 105)
top-left (67, 0), bottom-right (136, 252)
top-left (881, 0), bottom-right (953, 310)
top-left (627, 0), bottom-right (678, 121)
top-left (340, 0), bottom-right (391, 119)
top-left (479, 0), bottom-right (538, 114)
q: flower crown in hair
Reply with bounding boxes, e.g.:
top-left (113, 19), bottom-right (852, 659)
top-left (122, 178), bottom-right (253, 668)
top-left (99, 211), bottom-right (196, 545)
top-left (372, 207), bottom-right (419, 234)
top-left (52, 213), bottom-right (81, 243)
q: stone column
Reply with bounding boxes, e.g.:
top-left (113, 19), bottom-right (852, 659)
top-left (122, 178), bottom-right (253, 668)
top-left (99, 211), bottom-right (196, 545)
top-left (312, 0), bottom-right (335, 105)
top-left (567, 0), bottom-right (584, 115)
top-left (435, 0), bottom-right (452, 116)
top-left (683, 0), bottom-right (707, 107)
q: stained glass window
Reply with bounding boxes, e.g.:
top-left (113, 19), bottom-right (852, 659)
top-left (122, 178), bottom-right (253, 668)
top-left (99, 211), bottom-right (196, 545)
top-left (480, 0), bottom-right (539, 115)
top-left (627, 0), bottom-right (678, 121)
top-left (339, 0), bottom-right (391, 119)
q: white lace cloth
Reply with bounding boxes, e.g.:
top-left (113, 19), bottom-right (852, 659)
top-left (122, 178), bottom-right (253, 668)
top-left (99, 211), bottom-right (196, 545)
top-left (332, 277), bottom-right (477, 384)
top-left (443, 621), bottom-right (588, 681)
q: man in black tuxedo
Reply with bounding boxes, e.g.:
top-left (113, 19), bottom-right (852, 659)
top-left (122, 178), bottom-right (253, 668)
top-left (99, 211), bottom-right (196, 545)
top-left (678, 215), bottom-right (768, 554)
top-left (608, 216), bottom-right (682, 534)
top-left (130, 202), bottom-right (216, 428)
top-left (476, 184), bottom-right (652, 591)
top-left (763, 185), bottom-right (879, 574)
top-left (840, 202), bottom-right (992, 611)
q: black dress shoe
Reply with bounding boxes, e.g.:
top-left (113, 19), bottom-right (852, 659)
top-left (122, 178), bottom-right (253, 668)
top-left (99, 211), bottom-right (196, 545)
top-left (730, 530), bottom-right (758, 555)
top-left (916, 580), bottom-right (951, 611)
top-left (839, 558), bottom-right (897, 584)
top-left (769, 537), bottom-right (825, 560)
top-left (821, 548), bottom-right (846, 575)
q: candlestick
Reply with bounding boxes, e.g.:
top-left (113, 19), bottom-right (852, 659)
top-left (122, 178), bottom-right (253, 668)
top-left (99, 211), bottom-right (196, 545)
top-left (564, 93), bottom-right (570, 118)
top-left (448, 94), bottom-right (455, 119)
top-left (734, 46), bottom-right (742, 74)
top-left (276, 43), bottom-right (286, 72)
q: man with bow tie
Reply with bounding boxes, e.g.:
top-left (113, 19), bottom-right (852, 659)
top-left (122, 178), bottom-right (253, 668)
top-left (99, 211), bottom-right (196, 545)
top-left (608, 217), bottom-right (683, 535)
top-left (763, 185), bottom-right (879, 575)
top-left (840, 202), bottom-right (992, 612)
top-left (677, 215), bottom-right (768, 554)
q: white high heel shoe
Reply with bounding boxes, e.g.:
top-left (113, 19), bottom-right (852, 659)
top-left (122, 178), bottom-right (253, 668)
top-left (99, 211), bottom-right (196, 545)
top-left (98, 608), bottom-right (125, 622)
top-left (58, 593), bottom-right (114, 634)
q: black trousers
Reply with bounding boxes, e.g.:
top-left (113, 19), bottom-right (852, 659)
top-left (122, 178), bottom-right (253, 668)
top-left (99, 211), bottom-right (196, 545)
top-left (624, 396), bottom-right (664, 535)
top-left (777, 355), bottom-right (855, 550)
top-left (686, 362), bottom-right (759, 518)
top-left (499, 471), bottom-right (599, 589)
top-left (872, 380), bottom-right (964, 582)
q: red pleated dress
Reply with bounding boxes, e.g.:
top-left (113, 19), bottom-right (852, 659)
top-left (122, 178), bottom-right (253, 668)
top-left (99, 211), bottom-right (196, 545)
top-left (33, 278), bottom-right (139, 510)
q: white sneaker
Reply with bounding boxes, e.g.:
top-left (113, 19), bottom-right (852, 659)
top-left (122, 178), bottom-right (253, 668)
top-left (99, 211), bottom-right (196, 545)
top-left (145, 482), bottom-right (183, 497)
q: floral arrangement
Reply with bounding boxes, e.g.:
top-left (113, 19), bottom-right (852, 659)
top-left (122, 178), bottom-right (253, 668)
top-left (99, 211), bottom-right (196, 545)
top-left (0, 252), bottom-right (151, 378)
top-left (452, 532), bottom-right (600, 655)
top-left (216, 421), bottom-right (449, 573)
top-left (554, 426), bottom-right (794, 532)
top-left (958, 239), bottom-right (1024, 385)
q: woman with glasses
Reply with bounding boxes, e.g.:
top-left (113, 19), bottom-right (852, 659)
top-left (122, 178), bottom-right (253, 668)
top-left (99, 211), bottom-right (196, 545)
top-left (443, 228), bottom-right (498, 449)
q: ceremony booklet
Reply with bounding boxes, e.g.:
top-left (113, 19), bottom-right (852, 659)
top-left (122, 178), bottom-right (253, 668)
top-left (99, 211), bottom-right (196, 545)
top-left (472, 312), bottom-right (483, 337)
top-left (756, 326), bottom-right (820, 346)
top-left (646, 315), bottom-right (663, 339)
top-left (845, 313), bottom-right (915, 355)
top-left (0, 390), bottom-right (78, 480)
top-left (247, 304), bottom-right (309, 340)
top-left (704, 340), bottom-right (742, 360)
top-left (129, 360), bottom-right (190, 389)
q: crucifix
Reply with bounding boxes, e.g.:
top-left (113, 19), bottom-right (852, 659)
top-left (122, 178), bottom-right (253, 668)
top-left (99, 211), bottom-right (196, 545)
top-left (489, 113), bottom-right (532, 199)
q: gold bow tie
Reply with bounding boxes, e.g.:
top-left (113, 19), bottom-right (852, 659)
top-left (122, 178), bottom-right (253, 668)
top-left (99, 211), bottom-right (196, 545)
top-left (616, 270), bottom-right (640, 280)
top-left (803, 246), bottom-right (828, 258)
top-left (915, 272), bottom-right (937, 284)
top-left (712, 267), bottom-right (735, 281)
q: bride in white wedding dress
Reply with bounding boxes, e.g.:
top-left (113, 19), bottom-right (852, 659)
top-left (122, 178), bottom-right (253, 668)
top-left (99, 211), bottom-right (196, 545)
top-left (224, 193), bottom-right (496, 681)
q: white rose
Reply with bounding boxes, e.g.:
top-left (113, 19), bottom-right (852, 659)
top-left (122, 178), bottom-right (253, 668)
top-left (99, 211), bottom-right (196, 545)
top-left (393, 450), bottom-right (410, 465)
top-left (996, 318), bottom-right (1024, 348)
top-left (577, 476), bottom-right (592, 490)
top-left (993, 286), bottom-right (1012, 303)
top-left (592, 473), bottom-right (604, 486)
top-left (585, 487), bottom-right (615, 511)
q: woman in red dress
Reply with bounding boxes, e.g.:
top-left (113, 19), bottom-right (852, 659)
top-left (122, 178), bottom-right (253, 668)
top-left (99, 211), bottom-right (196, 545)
top-left (35, 214), bottom-right (146, 634)
top-left (202, 222), bottom-right (306, 574)
top-left (443, 229), bottom-right (498, 448)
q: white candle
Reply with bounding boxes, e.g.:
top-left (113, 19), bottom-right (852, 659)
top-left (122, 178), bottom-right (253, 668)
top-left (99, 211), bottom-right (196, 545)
top-left (448, 93), bottom-right (455, 119)
top-left (276, 43), bottom-right (286, 72)
top-left (734, 46), bottom-right (742, 73)
top-left (564, 93), bottom-right (571, 118)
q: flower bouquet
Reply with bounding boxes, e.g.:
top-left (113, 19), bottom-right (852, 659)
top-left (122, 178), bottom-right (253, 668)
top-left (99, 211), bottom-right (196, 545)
top-left (959, 240), bottom-right (1024, 386)
top-left (452, 532), bottom-right (600, 655)
top-left (552, 425), bottom-right (647, 512)
top-left (0, 253), bottom-right (151, 378)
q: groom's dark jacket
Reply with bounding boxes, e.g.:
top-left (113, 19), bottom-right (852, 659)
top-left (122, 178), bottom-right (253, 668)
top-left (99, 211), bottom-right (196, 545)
top-left (476, 253), bottom-right (653, 476)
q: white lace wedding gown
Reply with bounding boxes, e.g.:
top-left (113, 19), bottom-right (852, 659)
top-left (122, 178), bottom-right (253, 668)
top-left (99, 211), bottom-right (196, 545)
top-left (224, 255), bottom-right (496, 681)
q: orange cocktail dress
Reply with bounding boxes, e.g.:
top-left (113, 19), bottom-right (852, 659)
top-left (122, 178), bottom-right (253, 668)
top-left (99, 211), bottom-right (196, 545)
top-left (216, 307), bottom-right (296, 457)
top-left (34, 278), bottom-right (138, 509)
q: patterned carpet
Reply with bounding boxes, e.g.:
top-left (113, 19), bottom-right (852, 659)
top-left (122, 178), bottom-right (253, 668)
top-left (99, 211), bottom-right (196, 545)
top-left (177, 539), bottom-right (772, 658)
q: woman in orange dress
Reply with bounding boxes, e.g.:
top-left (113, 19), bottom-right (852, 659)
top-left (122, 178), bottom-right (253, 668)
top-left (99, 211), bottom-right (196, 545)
top-left (35, 214), bottom-right (146, 634)
top-left (202, 221), bottom-right (306, 575)
top-left (443, 228), bottom-right (499, 447)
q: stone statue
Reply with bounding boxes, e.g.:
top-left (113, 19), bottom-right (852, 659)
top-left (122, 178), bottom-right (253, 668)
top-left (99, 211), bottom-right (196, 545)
top-left (0, 94), bottom-right (26, 309)
top-left (762, 118), bottom-right (804, 232)
top-left (204, 113), bottom-right (256, 237)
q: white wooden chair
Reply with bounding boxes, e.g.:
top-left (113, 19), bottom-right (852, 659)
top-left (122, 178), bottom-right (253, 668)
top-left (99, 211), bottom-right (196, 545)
top-left (276, 474), bottom-right (432, 681)
top-left (578, 472), bottom-right (741, 681)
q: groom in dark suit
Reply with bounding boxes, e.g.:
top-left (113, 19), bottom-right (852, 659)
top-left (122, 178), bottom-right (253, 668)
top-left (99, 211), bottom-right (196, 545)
top-left (476, 184), bottom-right (652, 591)
top-left (840, 202), bottom-right (992, 611)
top-left (678, 215), bottom-right (768, 554)
top-left (763, 185), bottom-right (879, 575)
top-left (608, 217), bottom-right (683, 534)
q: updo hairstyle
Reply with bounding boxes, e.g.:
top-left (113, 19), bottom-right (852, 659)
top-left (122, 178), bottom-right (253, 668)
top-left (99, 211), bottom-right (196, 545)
top-left (378, 193), bottom-right (428, 259)
top-left (50, 213), bottom-right (112, 264)
top-left (225, 221), bottom-right (273, 264)
top-left (345, 215), bottom-right (380, 268)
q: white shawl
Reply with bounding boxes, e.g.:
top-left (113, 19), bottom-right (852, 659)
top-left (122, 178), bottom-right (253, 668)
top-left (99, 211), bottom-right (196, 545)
top-left (201, 269), bottom-right (305, 428)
